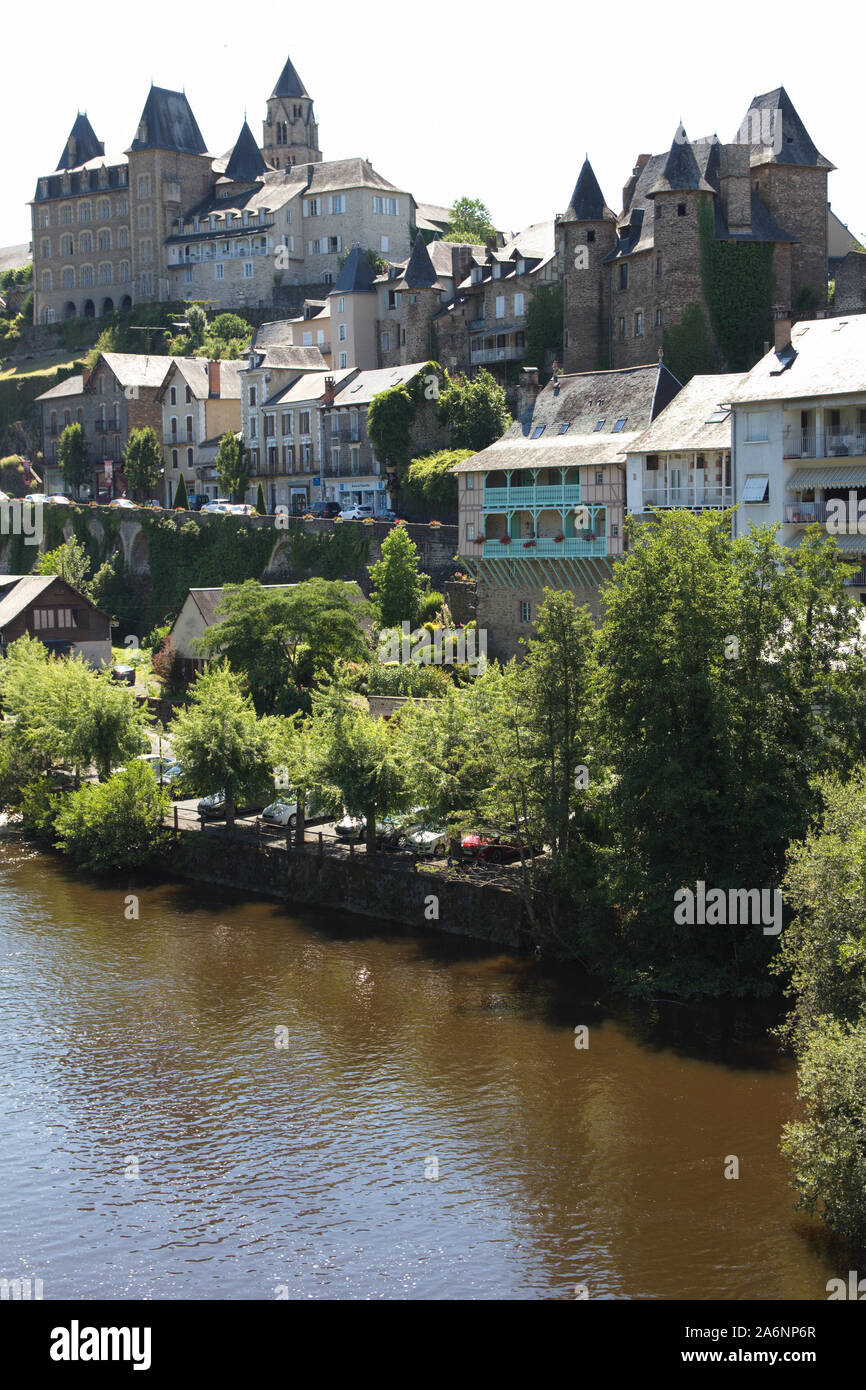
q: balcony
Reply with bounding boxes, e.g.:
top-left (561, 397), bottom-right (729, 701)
top-left (844, 568), bottom-right (866, 587)
top-left (483, 483), bottom-right (582, 509)
top-left (481, 536), bottom-right (607, 558)
top-left (470, 345), bottom-right (525, 365)
top-left (468, 318), bottom-right (485, 331)
top-left (783, 432), bottom-right (816, 460)
top-left (785, 500), bottom-right (833, 524)
top-left (642, 484), bottom-right (733, 509)
top-left (783, 430), bottom-right (866, 460)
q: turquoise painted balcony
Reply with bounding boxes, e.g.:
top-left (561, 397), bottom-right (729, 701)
top-left (482, 482), bottom-right (582, 510)
top-left (482, 536), bottom-right (607, 559)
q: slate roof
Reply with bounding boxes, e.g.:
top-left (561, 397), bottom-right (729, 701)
top-left (35, 375), bottom-right (85, 402)
top-left (0, 575), bottom-right (106, 630)
top-left (647, 129), bottom-right (715, 195)
top-left (174, 157), bottom-right (405, 230)
top-left (731, 316), bottom-right (866, 403)
top-left (737, 87), bottom-right (834, 169)
top-left (130, 86), bottom-right (208, 155)
top-left (330, 363), bottom-right (429, 408)
top-left (271, 56), bottom-right (309, 99)
top-left (414, 202), bottom-right (452, 232)
top-left (391, 235), bottom-right (440, 291)
top-left (100, 353), bottom-right (177, 389)
top-left (334, 246), bottom-right (377, 294)
top-left (269, 367), bottom-right (356, 406)
top-left (224, 121), bottom-right (269, 183)
top-left (626, 372), bottom-right (746, 452)
top-left (565, 158), bottom-right (615, 221)
top-left (160, 357), bottom-right (243, 400)
top-left (454, 363), bottom-right (683, 473)
top-left (258, 346), bottom-right (328, 375)
top-left (56, 113), bottom-right (104, 171)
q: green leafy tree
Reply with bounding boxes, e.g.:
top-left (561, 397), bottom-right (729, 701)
top-left (170, 663), bottom-right (273, 828)
top-left (367, 384), bottom-right (417, 468)
top-left (662, 303), bottom-right (714, 384)
top-left (780, 1016), bottom-right (866, 1248)
top-left (35, 537), bottom-right (92, 595)
top-left (58, 422), bottom-right (89, 499)
top-left (446, 196), bottom-right (497, 245)
top-left (185, 304), bottom-right (207, 344)
top-left (270, 711), bottom-right (324, 845)
top-left (215, 432), bottom-right (250, 503)
top-left (193, 578), bottom-right (369, 716)
top-left (172, 472), bottom-right (189, 509)
top-left (124, 427), bottom-right (163, 501)
top-left (314, 689), bottom-right (407, 853)
top-left (403, 449), bottom-right (472, 515)
top-left (368, 525), bottom-right (427, 630)
top-left (438, 370), bottom-right (512, 452)
top-left (209, 312), bottom-right (251, 343)
top-left (54, 761), bottom-right (170, 872)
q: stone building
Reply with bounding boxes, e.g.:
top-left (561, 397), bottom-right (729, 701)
top-left (455, 360), bottom-right (682, 658)
top-left (558, 87), bottom-right (833, 376)
top-left (156, 357), bottom-right (243, 505)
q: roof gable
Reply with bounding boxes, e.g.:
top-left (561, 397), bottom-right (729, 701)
top-left (56, 113), bottom-right (104, 172)
top-left (738, 87), bottom-right (834, 169)
top-left (333, 246), bottom-right (377, 294)
top-left (402, 234), bottom-right (438, 289)
top-left (648, 127), bottom-right (715, 195)
top-left (566, 158), bottom-right (615, 221)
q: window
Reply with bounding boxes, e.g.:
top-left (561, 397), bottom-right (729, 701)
top-left (495, 295), bottom-right (505, 319)
top-left (303, 331), bottom-right (313, 346)
top-left (138, 205), bottom-right (151, 229)
top-left (282, 412), bottom-right (292, 436)
top-left (740, 474), bottom-right (769, 503)
top-left (586, 231), bottom-right (595, 244)
top-left (328, 195), bottom-right (345, 214)
top-left (594, 419), bottom-right (606, 431)
top-left (62, 266), bottom-right (75, 289)
top-left (169, 386), bottom-right (177, 406)
top-left (187, 448), bottom-right (193, 469)
top-left (531, 425), bottom-right (545, 439)
top-left (42, 270), bottom-right (51, 291)
top-left (339, 351), bottom-right (348, 369)
top-left (184, 266), bottom-right (193, 284)
top-left (283, 444), bottom-right (295, 468)
top-left (299, 411), bottom-right (311, 434)
top-left (140, 239), bottom-right (152, 263)
top-left (60, 205), bottom-right (73, 225)
top-left (138, 176), bottom-right (151, 198)
top-left (215, 264), bottom-right (224, 280)
top-left (249, 385), bottom-right (257, 408)
top-left (338, 324), bottom-right (347, 341)
top-left (677, 202), bottom-right (687, 217)
top-left (98, 199), bottom-right (110, 221)
top-left (513, 293), bottom-right (525, 317)
top-left (249, 417), bottom-right (257, 438)
top-left (373, 196), bottom-right (383, 214)
top-left (185, 385), bottom-right (192, 404)
top-left (745, 412), bottom-right (768, 442)
top-left (466, 522), bottom-right (475, 541)
top-left (492, 264), bottom-right (502, 280)
top-left (380, 235), bottom-right (389, 253)
top-left (317, 329), bottom-right (325, 346)
top-left (611, 524), bottom-right (619, 538)
top-left (634, 311), bottom-right (643, 337)
top-left (337, 297), bottom-right (345, 313)
top-left (33, 608), bottom-right (56, 629)
top-left (466, 475), bottom-right (474, 489)
top-left (185, 415), bottom-right (193, 439)
top-left (118, 226), bottom-right (129, 249)
top-left (656, 255), bottom-right (662, 277)
top-left (116, 198), bottom-right (128, 217)
top-left (612, 417), bottom-right (627, 432)
top-left (381, 330), bottom-right (391, 352)
top-left (618, 315), bottom-right (625, 340)
top-left (595, 471), bottom-right (604, 485)
top-left (655, 308), bottom-right (662, 327)
top-left (387, 290), bottom-right (401, 309)
top-left (519, 601), bottom-right (531, 623)
top-left (243, 262), bottom-right (253, 278)
top-left (322, 272), bottom-right (333, 284)
top-left (619, 263), bottom-right (628, 290)
top-left (265, 415), bottom-right (275, 437)
top-left (97, 229), bottom-right (111, 251)
top-left (40, 238), bottom-right (50, 258)
top-left (171, 450), bottom-right (178, 470)
top-left (559, 424), bottom-right (570, 435)
top-left (60, 234), bottom-right (73, 255)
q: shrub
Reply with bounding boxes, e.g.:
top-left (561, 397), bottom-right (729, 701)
top-left (417, 590), bottom-right (444, 625)
top-left (53, 761), bottom-right (170, 873)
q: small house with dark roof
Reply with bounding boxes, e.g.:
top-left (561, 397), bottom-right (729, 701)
top-left (0, 575), bottom-right (111, 667)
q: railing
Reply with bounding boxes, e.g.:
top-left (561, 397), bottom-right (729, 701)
top-left (470, 346), bottom-right (525, 364)
top-left (783, 433), bottom-right (816, 459)
top-left (481, 536), bottom-right (607, 558)
top-left (785, 430), bottom-right (866, 458)
top-left (468, 318), bottom-right (485, 331)
top-left (785, 500), bottom-right (833, 524)
top-left (642, 485), bottom-right (733, 508)
top-left (843, 568), bottom-right (866, 587)
top-left (483, 483), bottom-right (582, 508)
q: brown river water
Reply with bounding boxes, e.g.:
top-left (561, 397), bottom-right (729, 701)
top-left (0, 834), bottom-right (842, 1300)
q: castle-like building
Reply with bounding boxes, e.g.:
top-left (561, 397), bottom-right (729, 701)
top-left (30, 56), bottom-right (423, 326)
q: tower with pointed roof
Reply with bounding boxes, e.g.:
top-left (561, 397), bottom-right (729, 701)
top-left (556, 157), bottom-right (617, 372)
top-left (738, 86), bottom-right (833, 311)
top-left (261, 55), bottom-right (321, 169)
top-left (329, 246), bottom-right (379, 369)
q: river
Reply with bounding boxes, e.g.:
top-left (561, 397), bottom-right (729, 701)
top-left (0, 834), bottom-right (839, 1300)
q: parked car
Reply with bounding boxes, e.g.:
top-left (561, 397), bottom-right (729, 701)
top-left (375, 815), bottom-right (410, 850)
top-left (407, 823), bottom-right (450, 858)
top-left (196, 790), bottom-right (264, 819)
top-left (261, 796), bottom-right (314, 829)
top-left (46, 494), bottom-right (72, 505)
top-left (200, 499), bottom-right (231, 514)
top-left (187, 493), bottom-right (210, 511)
top-left (110, 663), bottom-right (136, 685)
top-left (378, 508), bottom-right (397, 522)
top-left (338, 504), bottom-right (374, 521)
top-left (308, 501), bottom-right (341, 519)
top-left (459, 830), bottom-right (544, 864)
top-left (109, 496), bottom-right (136, 509)
top-left (335, 813), bottom-right (366, 840)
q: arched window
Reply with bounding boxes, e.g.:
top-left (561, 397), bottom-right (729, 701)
top-left (50, 411), bottom-right (57, 434)
top-left (118, 226), bottom-right (129, 249)
top-left (61, 234), bottom-right (73, 255)
top-left (78, 202), bottom-right (92, 223)
top-left (98, 199), bottom-right (110, 220)
top-left (98, 228), bottom-right (111, 251)
top-left (119, 261), bottom-right (130, 282)
top-left (63, 410), bottom-right (71, 427)
top-left (61, 266), bottom-right (75, 289)
top-left (98, 263), bottom-right (112, 285)
top-left (42, 270), bottom-right (52, 291)
top-left (80, 265), bottom-right (93, 287)
top-left (41, 306), bottom-right (56, 324)
top-left (79, 231), bottom-right (92, 254)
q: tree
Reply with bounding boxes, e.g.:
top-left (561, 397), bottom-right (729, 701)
top-left (367, 384), bottom-right (417, 468)
top-left (438, 370), bottom-right (512, 452)
top-left (169, 663), bottom-right (273, 828)
top-left (270, 712), bottom-right (323, 846)
top-left (368, 525), bottom-right (427, 631)
top-left (125, 427), bottom-right (163, 501)
top-left (58, 422), bottom-right (89, 499)
top-left (215, 432), bottom-right (250, 503)
top-left (193, 578), bottom-right (370, 715)
top-left (35, 537), bottom-right (92, 595)
top-left (54, 760), bottom-right (170, 873)
top-left (314, 690), bottom-right (407, 854)
top-left (209, 312), bottom-right (251, 343)
top-left (446, 196), bottom-right (497, 245)
top-left (185, 304), bottom-right (207, 344)
top-left (256, 481), bottom-right (267, 516)
top-left (172, 472), bottom-right (189, 510)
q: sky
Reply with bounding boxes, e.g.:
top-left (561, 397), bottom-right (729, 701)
top-left (1, 0), bottom-right (862, 251)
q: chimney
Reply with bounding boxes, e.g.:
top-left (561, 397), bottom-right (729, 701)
top-left (207, 360), bottom-right (220, 397)
top-left (484, 234), bottom-right (499, 254)
top-left (323, 375), bottom-right (336, 406)
top-left (518, 365), bottom-right (540, 416)
top-left (718, 143), bottom-right (751, 235)
top-left (773, 311), bottom-right (792, 353)
top-left (81, 364), bottom-right (91, 389)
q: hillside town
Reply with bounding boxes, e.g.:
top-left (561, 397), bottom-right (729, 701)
top-left (3, 39), bottom-right (866, 1320)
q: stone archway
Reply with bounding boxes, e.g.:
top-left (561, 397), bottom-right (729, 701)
top-left (120, 295), bottom-right (132, 311)
top-left (83, 299), bottom-right (95, 318)
top-left (101, 297), bottom-right (114, 315)
top-left (63, 301), bottom-right (77, 320)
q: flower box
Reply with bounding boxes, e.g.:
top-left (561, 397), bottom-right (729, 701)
top-left (553, 534), bottom-right (565, 543)
top-left (523, 540), bottom-right (536, 548)
top-left (499, 535), bottom-right (512, 545)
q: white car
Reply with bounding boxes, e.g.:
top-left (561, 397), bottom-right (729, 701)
top-left (228, 502), bottom-right (255, 515)
top-left (47, 493), bottom-right (72, 505)
top-left (338, 504), bottom-right (374, 521)
top-left (262, 797), bottom-right (310, 829)
top-left (408, 824), bottom-right (450, 858)
top-left (335, 813), bottom-right (366, 840)
top-left (201, 499), bottom-right (231, 514)
top-left (109, 496), bottom-right (137, 509)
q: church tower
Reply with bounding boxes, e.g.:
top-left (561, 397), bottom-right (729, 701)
top-left (261, 55), bottom-right (322, 169)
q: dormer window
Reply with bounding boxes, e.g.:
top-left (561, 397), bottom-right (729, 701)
top-left (471, 267), bottom-right (482, 284)
top-left (492, 264), bottom-right (502, 279)
top-left (594, 419), bottom-right (606, 431)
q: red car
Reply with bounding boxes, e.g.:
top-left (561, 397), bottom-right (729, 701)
top-left (459, 832), bottom-right (520, 864)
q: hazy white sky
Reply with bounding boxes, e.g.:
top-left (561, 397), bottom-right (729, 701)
top-left (2, 0), bottom-right (861, 250)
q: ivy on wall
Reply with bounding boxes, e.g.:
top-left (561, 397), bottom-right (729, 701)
top-left (698, 198), bottom-right (776, 371)
top-left (662, 303), bottom-right (715, 385)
